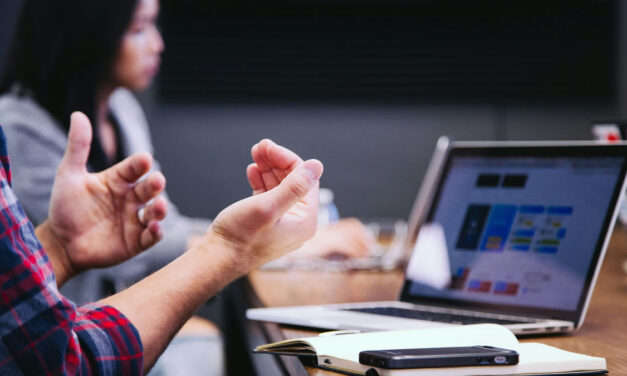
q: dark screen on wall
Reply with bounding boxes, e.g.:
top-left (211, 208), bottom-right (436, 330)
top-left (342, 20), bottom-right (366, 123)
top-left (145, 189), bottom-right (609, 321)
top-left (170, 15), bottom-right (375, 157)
top-left (158, 0), bottom-right (617, 103)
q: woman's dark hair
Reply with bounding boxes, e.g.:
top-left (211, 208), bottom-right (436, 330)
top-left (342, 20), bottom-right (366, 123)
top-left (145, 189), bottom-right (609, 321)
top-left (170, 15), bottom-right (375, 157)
top-left (0, 0), bottom-right (138, 170)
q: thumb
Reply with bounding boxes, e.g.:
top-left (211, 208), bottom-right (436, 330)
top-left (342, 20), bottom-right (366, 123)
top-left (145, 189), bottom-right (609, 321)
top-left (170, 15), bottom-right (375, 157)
top-left (262, 159), bottom-right (324, 218)
top-left (59, 112), bottom-right (92, 172)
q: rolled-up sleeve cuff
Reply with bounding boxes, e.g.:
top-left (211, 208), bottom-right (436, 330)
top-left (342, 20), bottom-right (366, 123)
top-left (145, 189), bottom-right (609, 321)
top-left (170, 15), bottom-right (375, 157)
top-left (74, 303), bottom-right (143, 375)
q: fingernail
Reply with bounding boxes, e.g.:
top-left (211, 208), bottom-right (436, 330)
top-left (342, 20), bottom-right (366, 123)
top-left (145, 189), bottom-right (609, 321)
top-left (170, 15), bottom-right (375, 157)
top-left (303, 160), bottom-right (322, 181)
top-left (303, 166), bottom-right (316, 182)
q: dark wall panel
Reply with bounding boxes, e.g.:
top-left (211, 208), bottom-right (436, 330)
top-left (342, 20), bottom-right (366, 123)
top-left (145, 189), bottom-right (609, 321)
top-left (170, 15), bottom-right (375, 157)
top-left (159, 0), bottom-right (617, 102)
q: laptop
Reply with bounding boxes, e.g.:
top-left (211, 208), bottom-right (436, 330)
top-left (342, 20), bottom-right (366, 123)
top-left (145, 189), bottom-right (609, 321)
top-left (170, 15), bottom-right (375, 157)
top-left (247, 137), bottom-right (627, 335)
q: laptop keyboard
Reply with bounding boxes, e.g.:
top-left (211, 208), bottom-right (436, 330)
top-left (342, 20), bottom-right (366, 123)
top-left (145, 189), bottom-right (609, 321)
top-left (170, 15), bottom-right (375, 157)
top-left (344, 307), bottom-right (531, 325)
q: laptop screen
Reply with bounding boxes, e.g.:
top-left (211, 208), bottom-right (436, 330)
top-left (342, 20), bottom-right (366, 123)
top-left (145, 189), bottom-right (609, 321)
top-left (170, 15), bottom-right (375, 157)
top-left (401, 144), bottom-right (627, 323)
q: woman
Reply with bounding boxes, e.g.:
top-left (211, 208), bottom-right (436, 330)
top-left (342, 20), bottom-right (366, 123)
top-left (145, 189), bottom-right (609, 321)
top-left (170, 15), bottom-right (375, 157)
top-left (0, 0), bottom-right (372, 373)
top-left (0, 2), bottom-right (226, 374)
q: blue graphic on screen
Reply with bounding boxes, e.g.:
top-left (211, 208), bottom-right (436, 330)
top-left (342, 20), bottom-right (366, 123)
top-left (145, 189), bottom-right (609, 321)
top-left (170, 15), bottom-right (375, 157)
top-left (479, 204), bottom-right (516, 251)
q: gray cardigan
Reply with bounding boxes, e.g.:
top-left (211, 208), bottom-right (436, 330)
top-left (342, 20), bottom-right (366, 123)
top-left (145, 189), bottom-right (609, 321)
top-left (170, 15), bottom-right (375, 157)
top-left (0, 88), bottom-right (211, 303)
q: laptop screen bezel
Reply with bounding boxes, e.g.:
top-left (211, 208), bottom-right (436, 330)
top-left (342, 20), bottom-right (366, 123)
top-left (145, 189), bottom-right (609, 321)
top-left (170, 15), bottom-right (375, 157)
top-left (399, 142), bottom-right (627, 324)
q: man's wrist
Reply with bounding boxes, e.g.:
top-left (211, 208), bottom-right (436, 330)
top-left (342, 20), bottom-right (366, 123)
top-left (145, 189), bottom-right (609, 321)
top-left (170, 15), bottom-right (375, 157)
top-left (35, 221), bottom-right (74, 286)
top-left (193, 232), bottom-right (254, 278)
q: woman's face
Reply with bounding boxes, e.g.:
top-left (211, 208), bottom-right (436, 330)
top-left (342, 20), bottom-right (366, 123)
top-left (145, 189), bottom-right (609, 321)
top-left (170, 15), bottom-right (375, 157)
top-left (113, 0), bottom-right (164, 91)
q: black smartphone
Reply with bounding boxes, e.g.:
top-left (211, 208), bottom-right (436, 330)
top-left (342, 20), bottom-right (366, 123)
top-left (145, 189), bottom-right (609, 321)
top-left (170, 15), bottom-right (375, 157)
top-left (359, 345), bottom-right (519, 369)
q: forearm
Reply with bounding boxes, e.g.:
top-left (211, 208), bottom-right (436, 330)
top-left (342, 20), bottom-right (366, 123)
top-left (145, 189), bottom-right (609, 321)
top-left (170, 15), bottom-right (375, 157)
top-left (100, 235), bottom-right (249, 371)
top-left (35, 220), bottom-right (73, 287)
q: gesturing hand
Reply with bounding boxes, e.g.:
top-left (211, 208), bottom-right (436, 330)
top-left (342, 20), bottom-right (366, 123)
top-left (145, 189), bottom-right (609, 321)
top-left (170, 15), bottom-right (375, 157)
top-left (37, 112), bottom-right (168, 285)
top-left (207, 139), bottom-right (323, 270)
top-left (287, 218), bottom-right (375, 260)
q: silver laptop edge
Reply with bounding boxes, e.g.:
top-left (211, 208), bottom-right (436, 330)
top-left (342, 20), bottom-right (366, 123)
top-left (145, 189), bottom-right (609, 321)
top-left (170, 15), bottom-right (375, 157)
top-left (575, 159), bottom-right (627, 331)
top-left (404, 136), bottom-right (452, 267)
top-left (247, 302), bottom-right (573, 335)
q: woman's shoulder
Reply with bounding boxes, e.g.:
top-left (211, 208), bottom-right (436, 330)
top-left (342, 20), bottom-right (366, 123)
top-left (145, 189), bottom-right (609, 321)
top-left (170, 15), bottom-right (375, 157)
top-left (0, 92), bottom-right (66, 144)
top-left (109, 87), bottom-right (140, 107)
top-left (109, 87), bottom-right (147, 126)
top-left (109, 87), bottom-right (154, 154)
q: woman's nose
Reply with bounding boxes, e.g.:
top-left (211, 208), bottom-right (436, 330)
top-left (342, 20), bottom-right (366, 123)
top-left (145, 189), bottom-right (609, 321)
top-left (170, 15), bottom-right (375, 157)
top-left (149, 25), bottom-right (164, 54)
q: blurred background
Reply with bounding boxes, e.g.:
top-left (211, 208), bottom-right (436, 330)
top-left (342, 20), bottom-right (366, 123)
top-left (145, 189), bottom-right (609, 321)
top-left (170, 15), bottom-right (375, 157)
top-left (1, 0), bottom-right (626, 222)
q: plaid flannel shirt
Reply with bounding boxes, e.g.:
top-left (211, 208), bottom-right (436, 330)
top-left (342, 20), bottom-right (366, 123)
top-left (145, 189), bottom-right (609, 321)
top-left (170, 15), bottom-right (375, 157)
top-left (0, 126), bottom-right (143, 375)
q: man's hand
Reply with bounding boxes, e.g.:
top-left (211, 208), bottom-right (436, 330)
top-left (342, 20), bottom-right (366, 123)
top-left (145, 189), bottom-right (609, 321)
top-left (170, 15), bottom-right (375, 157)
top-left (247, 140), bottom-right (372, 261)
top-left (36, 112), bottom-right (168, 286)
top-left (288, 218), bottom-right (375, 260)
top-left (206, 139), bottom-right (323, 270)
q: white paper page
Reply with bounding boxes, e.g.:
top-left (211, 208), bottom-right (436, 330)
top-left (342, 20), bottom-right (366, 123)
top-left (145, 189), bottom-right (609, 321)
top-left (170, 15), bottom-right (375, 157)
top-left (516, 343), bottom-right (606, 373)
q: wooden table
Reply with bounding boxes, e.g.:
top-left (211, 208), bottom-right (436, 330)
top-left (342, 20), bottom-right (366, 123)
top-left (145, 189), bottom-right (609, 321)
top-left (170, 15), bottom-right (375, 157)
top-left (247, 230), bottom-right (627, 375)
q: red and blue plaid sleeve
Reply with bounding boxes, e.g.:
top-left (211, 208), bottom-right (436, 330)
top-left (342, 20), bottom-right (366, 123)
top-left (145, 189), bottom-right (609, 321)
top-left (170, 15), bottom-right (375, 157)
top-left (0, 127), bottom-right (143, 375)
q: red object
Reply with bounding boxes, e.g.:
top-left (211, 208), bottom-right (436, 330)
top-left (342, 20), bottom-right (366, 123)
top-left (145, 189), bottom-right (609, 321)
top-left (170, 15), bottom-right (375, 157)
top-left (468, 281), bottom-right (492, 293)
top-left (607, 133), bottom-right (621, 142)
top-left (494, 283), bottom-right (519, 295)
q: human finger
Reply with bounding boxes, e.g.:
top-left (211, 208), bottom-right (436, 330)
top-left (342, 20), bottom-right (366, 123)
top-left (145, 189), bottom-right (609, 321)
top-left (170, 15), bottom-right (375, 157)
top-left (107, 152), bottom-right (153, 185)
top-left (261, 159), bottom-right (323, 221)
top-left (256, 139), bottom-right (302, 189)
top-left (251, 143), bottom-right (269, 172)
top-left (140, 220), bottom-right (163, 249)
top-left (59, 112), bottom-right (92, 173)
top-left (251, 141), bottom-right (283, 190)
top-left (265, 140), bottom-right (303, 185)
top-left (254, 139), bottom-right (302, 180)
top-left (246, 164), bottom-right (266, 194)
top-left (140, 196), bottom-right (168, 224)
top-left (252, 140), bottom-right (281, 189)
top-left (133, 171), bottom-right (166, 203)
top-left (264, 139), bottom-right (302, 171)
top-left (261, 170), bottom-right (281, 191)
